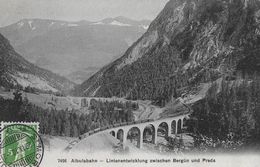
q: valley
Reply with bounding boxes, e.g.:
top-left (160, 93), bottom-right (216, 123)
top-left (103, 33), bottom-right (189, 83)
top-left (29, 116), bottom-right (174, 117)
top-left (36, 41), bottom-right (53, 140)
top-left (0, 17), bottom-right (150, 83)
top-left (0, 89), bottom-right (166, 119)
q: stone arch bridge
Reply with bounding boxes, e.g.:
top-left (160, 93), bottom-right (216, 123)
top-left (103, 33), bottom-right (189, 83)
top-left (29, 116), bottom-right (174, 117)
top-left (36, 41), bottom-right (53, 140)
top-left (65, 112), bottom-right (190, 151)
top-left (109, 114), bottom-right (189, 149)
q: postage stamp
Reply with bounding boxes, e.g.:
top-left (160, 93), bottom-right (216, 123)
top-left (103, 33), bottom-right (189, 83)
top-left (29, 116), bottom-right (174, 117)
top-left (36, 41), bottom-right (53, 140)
top-left (0, 122), bottom-right (44, 167)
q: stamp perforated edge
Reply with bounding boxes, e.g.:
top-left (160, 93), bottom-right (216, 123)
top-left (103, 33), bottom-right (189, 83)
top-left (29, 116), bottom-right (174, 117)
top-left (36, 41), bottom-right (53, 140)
top-left (0, 122), bottom-right (40, 147)
top-left (0, 122), bottom-right (41, 166)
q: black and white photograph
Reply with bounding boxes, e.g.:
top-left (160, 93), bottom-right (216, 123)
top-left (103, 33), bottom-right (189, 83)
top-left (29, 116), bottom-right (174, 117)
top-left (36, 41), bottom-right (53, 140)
top-left (0, 0), bottom-right (260, 166)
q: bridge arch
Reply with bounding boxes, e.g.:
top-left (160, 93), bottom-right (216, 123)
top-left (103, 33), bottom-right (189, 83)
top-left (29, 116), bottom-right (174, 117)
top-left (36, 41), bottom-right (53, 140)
top-left (177, 119), bottom-right (182, 134)
top-left (171, 120), bottom-right (177, 134)
top-left (110, 130), bottom-right (116, 137)
top-left (143, 124), bottom-right (156, 144)
top-left (127, 127), bottom-right (142, 148)
top-left (183, 117), bottom-right (187, 127)
top-left (157, 122), bottom-right (169, 137)
top-left (117, 129), bottom-right (124, 142)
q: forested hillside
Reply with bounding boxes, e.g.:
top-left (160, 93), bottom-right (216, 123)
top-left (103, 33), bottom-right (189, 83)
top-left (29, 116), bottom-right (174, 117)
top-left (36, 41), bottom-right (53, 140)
top-left (192, 75), bottom-right (260, 143)
top-left (74, 0), bottom-right (260, 104)
top-left (0, 95), bottom-right (136, 137)
top-left (0, 33), bottom-right (75, 93)
top-left (74, 0), bottom-right (260, 143)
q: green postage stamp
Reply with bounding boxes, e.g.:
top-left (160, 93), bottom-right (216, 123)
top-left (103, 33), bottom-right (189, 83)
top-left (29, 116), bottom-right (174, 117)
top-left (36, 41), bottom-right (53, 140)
top-left (0, 122), bottom-right (44, 167)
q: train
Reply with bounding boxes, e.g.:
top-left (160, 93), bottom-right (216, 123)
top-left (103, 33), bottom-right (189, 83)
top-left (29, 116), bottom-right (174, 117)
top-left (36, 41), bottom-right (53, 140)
top-left (89, 130), bottom-right (94, 135)
top-left (78, 118), bottom-right (156, 140)
top-left (78, 112), bottom-right (190, 140)
top-left (93, 128), bottom-right (101, 133)
top-left (132, 118), bottom-right (154, 124)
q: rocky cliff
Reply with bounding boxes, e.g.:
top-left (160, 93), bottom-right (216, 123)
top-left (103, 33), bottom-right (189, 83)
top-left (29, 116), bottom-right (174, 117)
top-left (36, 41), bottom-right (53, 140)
top-left (75, 0), bottom-right (260, 102)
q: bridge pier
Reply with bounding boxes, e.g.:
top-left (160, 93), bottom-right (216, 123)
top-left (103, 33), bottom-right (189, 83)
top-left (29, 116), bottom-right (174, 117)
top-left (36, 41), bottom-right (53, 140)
top-left (175, 121), bottom-right (178, 134)
top-left (138, 130), bottom-right (144, 149)
top-left (123, 130), bottom-right (128, 149)
top-left (153, 128), bottom-right (158, 144)
top-left (166, 121), bottom-right (172, 137)
top-left (88, 99), bottom-right (91, 108)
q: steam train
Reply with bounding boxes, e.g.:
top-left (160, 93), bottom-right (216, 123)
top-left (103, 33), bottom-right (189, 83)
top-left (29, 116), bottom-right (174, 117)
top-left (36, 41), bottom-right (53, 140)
top-left (79, 118), bottom-right (155, 139)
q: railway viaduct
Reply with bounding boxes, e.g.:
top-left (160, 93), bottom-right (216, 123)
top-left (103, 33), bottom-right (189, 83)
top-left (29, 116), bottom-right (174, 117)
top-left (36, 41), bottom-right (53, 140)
top-left (65, 113), bottom-right (190, 151)
top-left (108, 114), bottom-right (189, 149)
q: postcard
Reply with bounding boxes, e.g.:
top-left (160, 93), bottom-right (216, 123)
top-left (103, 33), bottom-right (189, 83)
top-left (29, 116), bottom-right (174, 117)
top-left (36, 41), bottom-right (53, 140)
top-left (0, 0), bottom-right (260, 166)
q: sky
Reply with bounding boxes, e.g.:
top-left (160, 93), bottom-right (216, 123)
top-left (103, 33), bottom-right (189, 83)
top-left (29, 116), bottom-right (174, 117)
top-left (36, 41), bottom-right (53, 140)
top-left (0, 0), bottom-right (169, 27)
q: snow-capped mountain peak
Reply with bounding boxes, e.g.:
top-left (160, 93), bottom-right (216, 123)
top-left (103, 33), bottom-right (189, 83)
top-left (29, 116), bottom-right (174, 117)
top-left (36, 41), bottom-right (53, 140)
top-left (142, 25), bottom-right (149, 30)
top-left (12, 19), bottom-right (81, 32)
top-left (8, 17), bottom-right (151, 32)
top-left (110, 20), bottom-right (131, 26)
top-left (91, 17), bottom-right (150, 29)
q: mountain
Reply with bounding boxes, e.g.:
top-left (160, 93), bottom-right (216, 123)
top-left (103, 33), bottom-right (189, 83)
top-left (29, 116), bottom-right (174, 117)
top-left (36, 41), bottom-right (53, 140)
top-left (0, 18), bottom-right (150, 83)
top-left (0, 33), bottom-right (75, 93)
top-left (74, 0), bottom-right (260, 100)
top-left (96, 16), bottom-right (150, 29)
top-left (73, 0), bottom-right (260, 142)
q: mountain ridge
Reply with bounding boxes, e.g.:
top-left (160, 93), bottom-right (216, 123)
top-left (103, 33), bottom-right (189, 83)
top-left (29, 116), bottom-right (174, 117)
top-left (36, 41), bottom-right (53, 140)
top-left (0, 33), bottom-right (75, 93)
top-left (73, 0), bottom-right (260, 103)
top-left (0, 17), bottom-right (151, 83)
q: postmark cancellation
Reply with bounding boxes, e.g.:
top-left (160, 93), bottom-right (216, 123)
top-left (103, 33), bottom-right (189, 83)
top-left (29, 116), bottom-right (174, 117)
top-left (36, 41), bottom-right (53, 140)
top-left (0, 122), bottom-right (44, 167)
